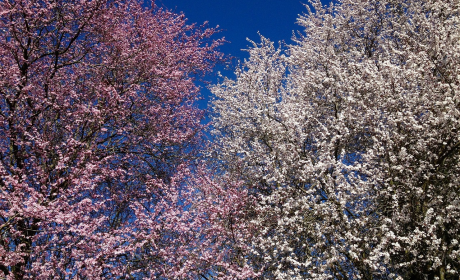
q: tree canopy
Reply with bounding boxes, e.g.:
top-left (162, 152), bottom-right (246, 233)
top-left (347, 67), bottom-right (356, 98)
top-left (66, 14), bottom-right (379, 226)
top-left (0, 0), bottom-right (225, 278)
top-left (1, 0), bottom-right (459, 279)
top-left (211, 0), bottom-right (460, 279)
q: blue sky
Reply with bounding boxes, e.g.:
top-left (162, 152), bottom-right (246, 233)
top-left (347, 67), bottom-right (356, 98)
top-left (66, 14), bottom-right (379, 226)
top-left (155, 0), bottom-right (330, 111)
top-left (157, 0), bottom-right (308, 60)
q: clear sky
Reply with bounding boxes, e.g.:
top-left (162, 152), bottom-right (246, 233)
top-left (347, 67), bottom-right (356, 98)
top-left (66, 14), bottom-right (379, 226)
top-left (155, 0), bottom-right (331, 111)
top-left (157, 0), bottom-right (310, 60)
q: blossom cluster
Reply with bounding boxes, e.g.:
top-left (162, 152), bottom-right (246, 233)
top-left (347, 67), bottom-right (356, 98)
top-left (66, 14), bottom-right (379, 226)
top-left (211, 0), bottom-right (460, 278)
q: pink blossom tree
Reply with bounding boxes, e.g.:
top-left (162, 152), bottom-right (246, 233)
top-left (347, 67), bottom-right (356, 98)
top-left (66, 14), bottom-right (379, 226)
top-left (0, 0), bottom-right (225, 278)
top-left (211, 0), bottom-right (460, 279)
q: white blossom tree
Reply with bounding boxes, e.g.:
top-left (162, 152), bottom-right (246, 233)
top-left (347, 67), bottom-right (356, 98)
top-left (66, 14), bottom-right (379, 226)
top-left (210, 0), bottom-right (460, 279)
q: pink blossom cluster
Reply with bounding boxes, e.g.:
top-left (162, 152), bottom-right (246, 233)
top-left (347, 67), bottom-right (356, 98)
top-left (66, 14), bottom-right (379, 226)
top-left (0, 0), bottom-right (249, 279)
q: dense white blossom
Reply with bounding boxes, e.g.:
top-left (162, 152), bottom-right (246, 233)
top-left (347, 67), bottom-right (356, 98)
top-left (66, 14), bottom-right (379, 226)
top-left (211, 0), bottom-right (460, 279)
